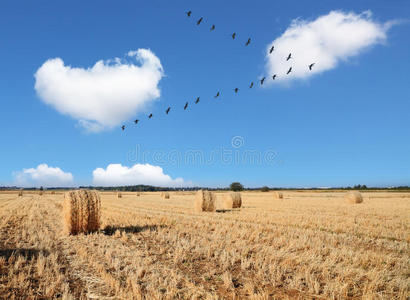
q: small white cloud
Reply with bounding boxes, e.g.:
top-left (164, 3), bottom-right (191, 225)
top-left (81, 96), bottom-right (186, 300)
top-left (265, 10), bottom-right (394, 83)
top-left (13, 164), bottom-right (74, 187)
top-left (34, 49), bottom-right (164, 132)
top-left (92, 163), bottom-right (186, 187)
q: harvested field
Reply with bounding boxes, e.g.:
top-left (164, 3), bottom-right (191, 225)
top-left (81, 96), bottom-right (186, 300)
top-left (0, 191), bottom-right (409, 299)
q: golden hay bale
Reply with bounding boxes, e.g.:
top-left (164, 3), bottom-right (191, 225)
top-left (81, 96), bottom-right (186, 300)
top-left (162, 192), bottom-right (170, 199)
top-left (345, 191), bottom-right (363, 204)
top-left (39, 191), bottom-right (43, 196)
top-left (63, 190), bottom-right (101, 235)
top-left (51, 191), bottom-right (55, 195)
top-left (274, 191), bottom-right (283, 199)
top-left (136, 192), bottom-right (140, 197)
top-left (18, 190), bottom-right (23, 197)
top-left (222, 192), bottom-right (242, 209)
top-left (117, 192), bottom-right (122, 198)
top-left (194, 190), bottom-right (216, 212)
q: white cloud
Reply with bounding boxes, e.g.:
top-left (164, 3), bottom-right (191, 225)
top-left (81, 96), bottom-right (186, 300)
top-left (265, 10), bottom-right (394, 83)
top-left (34, 49), bottom-right (164, 132)
top-left (92, 163), bottom-right (186, 187)
top-left (13, 164), bottom-right (74, 187)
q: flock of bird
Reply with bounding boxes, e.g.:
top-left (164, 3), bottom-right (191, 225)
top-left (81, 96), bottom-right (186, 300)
top-left (121, 10), bottom-right (316, 131)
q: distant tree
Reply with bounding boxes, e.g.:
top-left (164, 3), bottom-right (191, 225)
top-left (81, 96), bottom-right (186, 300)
top-left (39, 186), bottom-right (44, 191)
top-left (260, 186), bottom-right (270, 192)
top-left (230, 182), bottom-right (244, 191)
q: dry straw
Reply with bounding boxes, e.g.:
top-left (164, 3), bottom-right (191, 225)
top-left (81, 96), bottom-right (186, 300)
top-left (63, 189), bottom-right (101, 235)
top-left (194, 190), bottom-right (216, 212)
top-left (117, 192), bottom-right (122, 198)
top-left (136, 192), bottom-right (140, 197)
top-left (162, 192), bottom-right (170, 199)
top-left (274, 191), bottom-right (283, 199)
top-left (222, 192), bottom-right (242, 209)
top-left (345, 191), bottom-right (363, 204)
top-left (51, 191), bottom-right (56, 195)
top-left (39, 191), bottom-right (43, 196)
top-left (18, 190), bottom-right (23, 197)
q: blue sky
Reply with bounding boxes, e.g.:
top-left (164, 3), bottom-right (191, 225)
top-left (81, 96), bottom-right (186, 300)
top-left (0, 0), bottom-right (409, 188)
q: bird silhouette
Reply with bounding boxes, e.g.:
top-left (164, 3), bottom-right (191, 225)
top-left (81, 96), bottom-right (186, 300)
top-left (269, 46), bottom-right (274, 54)
top-left (195, 97), bottom-right (200, 104)
top-left (249, 82), bottom-right (254, 88)
top-left (134, 119), bottom-right (139, 124)
top-left (121, 125), bottom-right (125, 131)
top-left (234, 88), bottom-right (239, 93)
top-left (260, 77), bottom-right (266, 85)
top-left (232, 32), bottom-right (236, 39)
top-left (286, 53), bottom-right (292, 61)
top-left (184, 102), bottom-right (188, 110)
top-left (148, 114), bottom-right (153, 119)
top-left (245, 38), bottom-right (251, 46)
top-left (309, 63), bottom-right (315, 71)
top-left (287, 67), bottom-right (292, 74)
top-left (186, 11), bottom-right (192, 17)
top-left (166, 107), bottom-right (171, 114)
top-left (215, 91), bottom-right (220, 98)
top-left (197, 17), bottom-right (203, 25)
top-left (210, 25), bottom-right (215, 31)
top-left (272, 74), bottom-right (277, 80)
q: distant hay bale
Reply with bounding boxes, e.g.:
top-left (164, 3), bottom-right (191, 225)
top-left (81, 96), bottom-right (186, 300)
top-left (18, 190), bottom-right (23, 197)
top-left (136, 192), bottom-right (140, 197)
top-left (274, 191), bottom-right (283, 199)
top-left (162, 192), bottom-right (170, 199)
top-left (117, 192), bottom-right (122, 198)
top-left (345, 191), bottom-right (363, 204)
top-left (63, 190), bottom-right (101, 235)
top-left (222, 192), bottom-right (242, 209)
top-left (51, 191), bottom-right (55, 195)
top-left (194, 190), bottom-right (216, 212)
top-left (39, 191), bottom-right (43, 196)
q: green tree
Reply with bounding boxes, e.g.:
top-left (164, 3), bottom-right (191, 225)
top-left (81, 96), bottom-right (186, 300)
top-left (260, 186), bottom-right (270, 192)
top-left (230, 182), bottom-right (244, 191)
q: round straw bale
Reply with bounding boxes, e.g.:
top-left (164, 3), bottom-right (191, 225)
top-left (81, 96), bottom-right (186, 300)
top-left (18, 189), bottom-right (23, 197)
top-left (274, 191), bottom-right (283, 199)
top-left (162, 192), bottom-right (170, 199)
top-left (222, 192), bottom-right (242, 209)
top-left (194, 190), bottom-right (216, 212)
top-left (345, 191), bottom-right (363, 204)
top-left (117, 192), bottom-right (122, 198)
top-left (136, 192), bottom-right (140, 197)
top-left (51, 191), bottom-right (56, 195)
top-left (63, 190), bottom-right (101, 235)
top-left (39, 191), bottom-right (43, 196)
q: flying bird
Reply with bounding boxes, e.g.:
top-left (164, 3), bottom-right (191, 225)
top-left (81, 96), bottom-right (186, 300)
top-left (309, 63), bottom-right (315, 71)
top-left (166, 107), bottom-right (171, 114)
top-left (272, 74), bottom-right (277, 80)
top-left (234, 88), bottom-right (239, 93)
top-left (134, 119), bottom-right (139, 124)
top-left (184, 102), bottom-right (188, 110)
top-left (186, 11), bottom-right (192, 17)
top-left (148, 114), bottom-right (153, 119)
top-left (287, 67), bottom-right (292, 74)
top-left (197, 17), bottom-right (203, 25)
top-left (210, 25), bottom-right (215, 31)
top-left (286, 53), bottom-right (292, 61)
top-left (269, 46), bottom-right (274, 54)
top-left (260, 77), bottom-right (266, 85)
top-left (195, 97), bottom-right (200, 104)
top-left (231, 32), bottom-right (236, 39)
top-left (249, 82), bottom-right (254, 88)
top-left (121, 125), bottom-right (125, 131)
top-left (214, 91), bottom-right (220, 98)
top-left (245, 38), bottom-right (251, 46)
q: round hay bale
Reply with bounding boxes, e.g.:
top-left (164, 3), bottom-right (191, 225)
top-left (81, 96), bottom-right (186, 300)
top-left (50, 191), bottom-right (56, 195)
top-left (162, 192), bottom-right (170, 199)
top-left (345, 191), bottom-right (363, 204)
top-left (63, 190), bottom-right (101, 235)
top-left (18, 190), bottom-right (23, 197)
top-left (136, 192), bottom-right (140, 197)
top-left (194, 190), bottom-right (216, 212)
top-left (117, 192), bottom-right (122, 198)
top-left (39, 191), bottom-right (43, 196)
top-left (274, 191), bottom-right (283, 199)
top-left (222, 192), bottom-right (242, 209)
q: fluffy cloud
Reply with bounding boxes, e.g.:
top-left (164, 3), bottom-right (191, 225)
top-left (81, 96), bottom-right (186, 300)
top-left (92, 163), bottom-right (186, 187)
top-left (265, 11), bottom-right (394, 83)
top-left (34, 49), bottom-right (164, 132)
top-left (13, 164), bottom-right (74, 187)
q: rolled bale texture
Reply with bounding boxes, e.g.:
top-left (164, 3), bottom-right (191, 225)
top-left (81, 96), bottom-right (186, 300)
top-left (222, 192), bottom-right (242, 209)
top-left (274, 191), bottom-right (283, 199)
top-left (162, 192), bottom-right (170, 199)
top-left (194, 190), bottom-right (216, 212)
top-left (63, 190), bottom-right (101, 235)
top-left (117, 192), bottom-right (122, 198)
top-left (345, 191), bottom-right (363, 204)
top-left (18, 189), bottom-right (23, 197)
